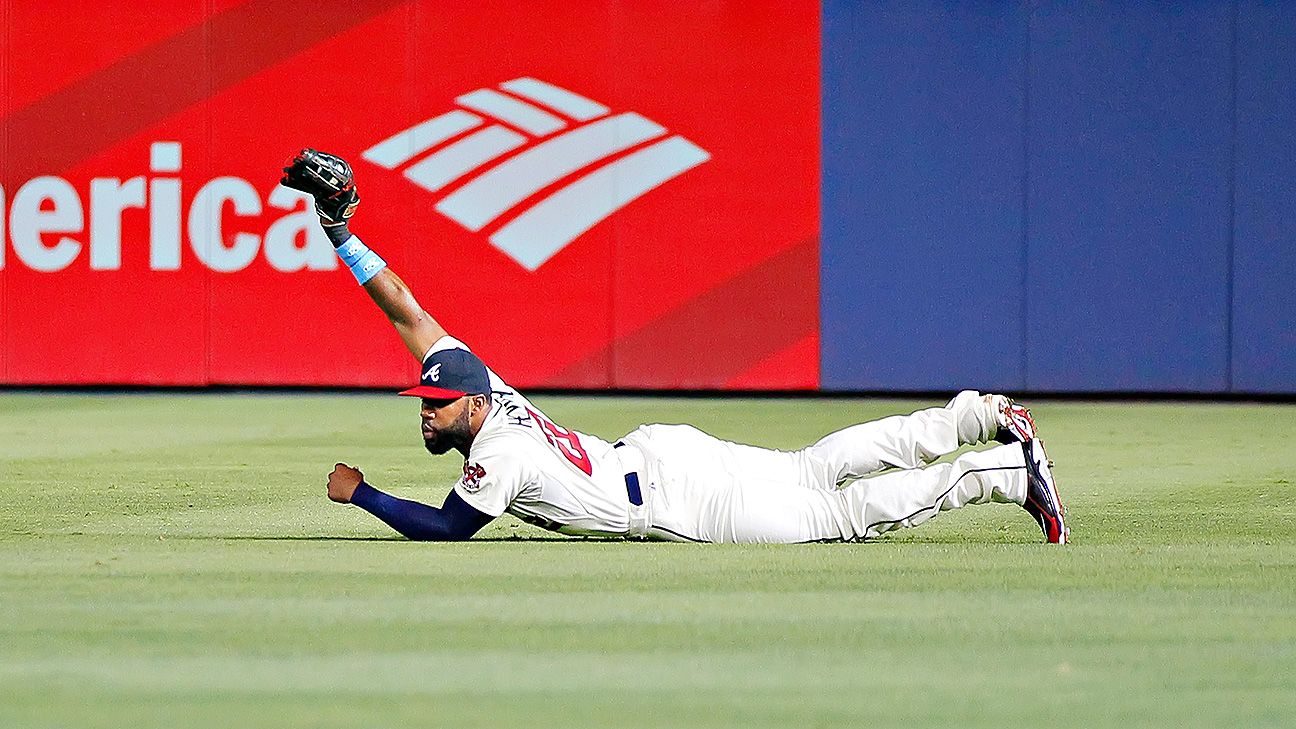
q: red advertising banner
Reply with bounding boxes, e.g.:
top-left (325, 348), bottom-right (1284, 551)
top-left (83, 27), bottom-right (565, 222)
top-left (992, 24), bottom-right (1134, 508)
top-left (0, 0), bottom-right (819, 389)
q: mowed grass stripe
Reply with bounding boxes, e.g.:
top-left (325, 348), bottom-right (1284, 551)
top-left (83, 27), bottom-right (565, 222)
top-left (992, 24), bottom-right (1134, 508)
top-left (1, 393), bottom-right (1293, 728)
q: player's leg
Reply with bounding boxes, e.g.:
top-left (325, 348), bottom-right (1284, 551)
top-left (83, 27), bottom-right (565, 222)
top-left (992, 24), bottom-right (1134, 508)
top-left (803, 390), bottom-right (1006, 485)
top-left (838, 442), bottom-right (1030, 539)
top-left (689, 479), bottom-right (855, 543)
top-left (654, 440), bottom-right (1038, 544)
top-left (840, 438), bottom-right (1068, 543)
top-left (633, 425), bottom-right (1063, 544)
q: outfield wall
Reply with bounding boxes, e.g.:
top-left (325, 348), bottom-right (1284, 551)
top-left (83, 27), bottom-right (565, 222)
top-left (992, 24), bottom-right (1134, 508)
top-left (1, 1), bottom-right (1292, 393)
top-left (822, 1), bottom-right (1296, 394)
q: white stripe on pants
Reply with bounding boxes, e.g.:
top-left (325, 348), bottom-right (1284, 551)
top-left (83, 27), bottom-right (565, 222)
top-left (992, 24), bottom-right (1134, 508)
top-left (624, 395), bottom-right (1029, 544)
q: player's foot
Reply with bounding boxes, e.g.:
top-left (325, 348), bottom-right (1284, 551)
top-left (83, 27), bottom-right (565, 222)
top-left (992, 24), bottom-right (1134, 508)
top-left (1021, 439), bottom-right (1068, 544)
top-left (989, 394), bottom-right (1037, 444)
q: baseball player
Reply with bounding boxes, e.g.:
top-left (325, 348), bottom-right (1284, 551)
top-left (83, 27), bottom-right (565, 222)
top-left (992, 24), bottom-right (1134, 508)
top-left (281, 149), bottom-right (1069, 545)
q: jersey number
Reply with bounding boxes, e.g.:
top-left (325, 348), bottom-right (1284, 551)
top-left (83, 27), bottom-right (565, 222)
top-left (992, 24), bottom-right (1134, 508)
top-left (526, 408), bottom-right (593, 476)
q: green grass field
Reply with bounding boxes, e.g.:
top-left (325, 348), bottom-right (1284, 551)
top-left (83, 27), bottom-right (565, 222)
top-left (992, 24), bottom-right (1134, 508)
top-left (1, 393), bottom-right (1293, 728)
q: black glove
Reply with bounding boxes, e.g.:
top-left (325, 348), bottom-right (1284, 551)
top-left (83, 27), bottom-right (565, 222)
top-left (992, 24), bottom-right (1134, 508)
top-left (280, 148), bottom-right (360, 227)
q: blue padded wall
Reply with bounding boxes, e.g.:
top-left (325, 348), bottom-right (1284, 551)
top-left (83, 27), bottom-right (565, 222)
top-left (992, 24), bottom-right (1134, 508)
top-left (821, 1), bottom-right (1028, 391)
top-left (1024, 3), bottom-right (1234, 391)
top-left (822, 1), bottom-right (1291, 393)
top-left (1233, 1), bottom-right (1296, 393)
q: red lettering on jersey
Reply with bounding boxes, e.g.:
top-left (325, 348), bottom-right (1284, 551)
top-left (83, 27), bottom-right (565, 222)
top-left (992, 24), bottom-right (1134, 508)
top-left (525, 408), bottom-right (593, 476)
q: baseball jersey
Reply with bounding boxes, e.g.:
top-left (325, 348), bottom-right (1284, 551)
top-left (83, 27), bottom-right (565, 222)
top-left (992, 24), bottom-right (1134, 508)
top-left (427, 336), bottom-right (631, 536)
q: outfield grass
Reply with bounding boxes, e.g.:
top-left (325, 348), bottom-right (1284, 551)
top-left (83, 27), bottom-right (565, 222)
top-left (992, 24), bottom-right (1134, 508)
top-left (1, 393), bottom-right (1293, 728)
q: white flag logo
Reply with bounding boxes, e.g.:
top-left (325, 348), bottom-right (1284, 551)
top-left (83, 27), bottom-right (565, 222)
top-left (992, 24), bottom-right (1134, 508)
top-left (363, 77), bottom-right (710, 271)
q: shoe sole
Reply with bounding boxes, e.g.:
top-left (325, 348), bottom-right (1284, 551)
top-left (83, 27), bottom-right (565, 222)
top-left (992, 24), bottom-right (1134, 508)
top-left (1024, 440), bottom-right (1069, 544)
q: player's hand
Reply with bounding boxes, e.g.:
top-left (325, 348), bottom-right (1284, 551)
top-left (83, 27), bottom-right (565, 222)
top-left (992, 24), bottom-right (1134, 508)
top-left (327, 463), bottom-right (364, 504)
top-left (280, 148), bottom-right (359, 228)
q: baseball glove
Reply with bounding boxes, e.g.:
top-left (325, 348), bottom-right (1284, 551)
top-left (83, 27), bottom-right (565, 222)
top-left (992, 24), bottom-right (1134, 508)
top-left (280, 148), bottom-right (359, 226)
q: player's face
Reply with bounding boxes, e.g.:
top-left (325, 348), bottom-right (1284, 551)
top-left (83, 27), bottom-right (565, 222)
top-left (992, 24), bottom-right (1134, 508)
top-left (420, 397), bottom-right (473, 455)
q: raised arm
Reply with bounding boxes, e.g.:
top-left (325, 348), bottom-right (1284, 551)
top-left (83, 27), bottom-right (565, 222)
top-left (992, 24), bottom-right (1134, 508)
top-left (355, 266), bottom-right (447, 361)
top-left (280, 148), bottom-right (447, 361)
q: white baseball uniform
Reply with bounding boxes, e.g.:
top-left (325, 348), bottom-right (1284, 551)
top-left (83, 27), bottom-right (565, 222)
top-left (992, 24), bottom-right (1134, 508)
top-left (433, 336), bottom-right (1032, 544)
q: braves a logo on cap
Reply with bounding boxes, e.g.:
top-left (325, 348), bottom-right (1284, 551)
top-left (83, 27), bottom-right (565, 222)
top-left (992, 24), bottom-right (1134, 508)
top-left (398, 348), bottom-right (491, 399)
top-left (460, 461), bottom-right (487, 493)
top-left (361, 77), bottom-right (709, 272)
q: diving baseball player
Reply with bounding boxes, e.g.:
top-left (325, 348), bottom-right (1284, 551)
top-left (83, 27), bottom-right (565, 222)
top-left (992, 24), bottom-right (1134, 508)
top-left (281, 149), bottom-right (1069, 544)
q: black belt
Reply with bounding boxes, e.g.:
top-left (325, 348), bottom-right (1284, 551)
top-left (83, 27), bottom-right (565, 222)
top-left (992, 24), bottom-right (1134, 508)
top-left (613, 441), bottom-right (643, 506)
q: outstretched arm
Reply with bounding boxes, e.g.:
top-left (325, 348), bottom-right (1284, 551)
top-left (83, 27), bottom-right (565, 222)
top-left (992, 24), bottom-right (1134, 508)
top-left (353, 483), bottom-right (491, 541)
top-left (281, 148), bottom-right (447, 362)
top-left (328, 464), bottom-right (493, 541)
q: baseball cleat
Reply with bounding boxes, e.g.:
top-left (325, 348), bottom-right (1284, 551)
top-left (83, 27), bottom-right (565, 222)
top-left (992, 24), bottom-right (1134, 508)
top-left (1021, 439), bottom-right (1068, 544)
top-left (990, 394), bottom-right (1037, 444)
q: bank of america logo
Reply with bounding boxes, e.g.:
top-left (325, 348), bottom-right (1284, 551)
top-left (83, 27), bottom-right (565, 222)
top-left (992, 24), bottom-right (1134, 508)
top-left (362, 78), bottom-right (710, 271)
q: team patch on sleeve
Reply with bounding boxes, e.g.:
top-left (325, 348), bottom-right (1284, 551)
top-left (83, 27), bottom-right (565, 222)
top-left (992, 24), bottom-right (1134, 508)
top-left (460, 461), bottom-right (487, 493)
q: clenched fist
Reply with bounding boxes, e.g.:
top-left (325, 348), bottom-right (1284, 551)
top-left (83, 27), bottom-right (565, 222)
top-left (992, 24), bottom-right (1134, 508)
top-left (327, 463), bottom-right (364, 503)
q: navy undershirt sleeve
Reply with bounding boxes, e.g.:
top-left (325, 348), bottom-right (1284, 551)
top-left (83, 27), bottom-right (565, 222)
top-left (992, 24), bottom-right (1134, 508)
top-left (350, 482), bottom-right (493, 541)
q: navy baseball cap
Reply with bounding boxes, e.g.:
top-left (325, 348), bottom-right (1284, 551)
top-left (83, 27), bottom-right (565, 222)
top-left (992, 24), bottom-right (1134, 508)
top-left (398, 348), bottom-right (491, 400)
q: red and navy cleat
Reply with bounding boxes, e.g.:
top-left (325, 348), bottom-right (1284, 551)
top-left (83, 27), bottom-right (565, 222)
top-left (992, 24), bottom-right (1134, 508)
top-left (1021, 439), bottom-right (1069, 544)
top-left (993, 395), bottom-right (1038, 444)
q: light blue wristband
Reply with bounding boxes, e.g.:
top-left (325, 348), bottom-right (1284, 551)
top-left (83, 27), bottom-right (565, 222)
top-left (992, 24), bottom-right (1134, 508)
top-left (335, 235), bottom-right (387, 285)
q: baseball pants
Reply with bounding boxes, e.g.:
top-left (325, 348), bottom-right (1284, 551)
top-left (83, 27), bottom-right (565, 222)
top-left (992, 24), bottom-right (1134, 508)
top-left (619, 392), bottom-right (1030, 543)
